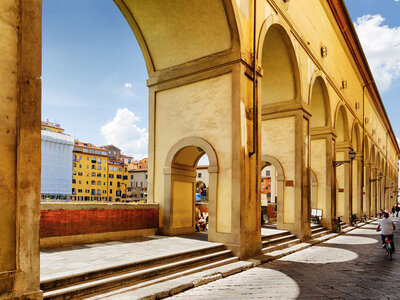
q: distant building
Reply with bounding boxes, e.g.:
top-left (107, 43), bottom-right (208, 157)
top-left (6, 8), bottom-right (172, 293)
top-left (127, 169), bottom-right (148, 202)
top-left (71, 142), bottom-right (109, 201)
top-left (128, 158), bottom-right (148, 171)
top-left (101, 145), bottom-right (122, 161)
top-left (121, 154), bottom-right (133, 165)
top-left (41, 121), bottom-right (74, 200)
top-left (72, 142), bottom-right (129, 202)
top-left (196, 165), bottom-right (209, 201)
top-left (261, 165), bottom-right (277, 206)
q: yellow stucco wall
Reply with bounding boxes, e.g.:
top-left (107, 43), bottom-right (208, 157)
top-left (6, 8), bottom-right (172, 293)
top-left (262, 117), bottom-right (295, 224)
top-left (172, 181), bottom-right (193, 229)
top-left (154, 74), bottom-right (233, 233)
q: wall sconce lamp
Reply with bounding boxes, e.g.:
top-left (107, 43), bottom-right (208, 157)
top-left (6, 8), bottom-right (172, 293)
top-left (370, 172), bottom-right (383, 183)
top-left (333, 149), bottom-right (356, 167)
top-left (384, 183), bottom-right (395, 191)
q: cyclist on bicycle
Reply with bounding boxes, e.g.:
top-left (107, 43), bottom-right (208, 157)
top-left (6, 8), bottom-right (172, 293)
top-left (377, 212), bottom-right (396, 252)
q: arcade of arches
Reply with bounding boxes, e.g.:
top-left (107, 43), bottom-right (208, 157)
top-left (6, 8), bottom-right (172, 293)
top-left (1, 0), bottom-right (399, 297)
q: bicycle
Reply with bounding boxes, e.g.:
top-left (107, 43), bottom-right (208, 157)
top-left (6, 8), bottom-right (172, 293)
top-left (384, 236), bottom-right (394, 261)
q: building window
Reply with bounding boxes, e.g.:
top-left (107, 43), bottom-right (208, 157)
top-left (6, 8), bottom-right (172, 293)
top-left (79, 180), bottom-right (81, 184)
top-left (72, 188), bottom-right (76, 195)
top-left (117, 175), bottom-right (121, 179)
top-left (78, 172), bottom-right (82, 176)
top-left (266, 170), bottom-right (271, 177)
top-left (119, 168), bottom-right (122, 171)
top-left (104, 182), bottom-right (106, 185)
top-left (83, 148), bottom-right (88, 153)
top-left (92, 165), bottom-right (96, 169)
top-left (110, 181), bottom-right (113, 186)
top-left (92, 172), bottom-right (95, 177)
top-left (97, 181), bottom-right (101, 185)
top-left (91, 189), bottom-right (96, 195)
top-left (123, 175), bottom-right (128, 180)
top-left (117, 182), bottom-right (120, 188)
top-left (91, 180), bottom-right (96, 185)
top-left (79, 164), bottom-right (82, 168)
top-left (109, 174), bottom-right (114, 178)
top-left (116, 190), bottom-right (121, 196)
top-left (103, 159), bottom-right (106, 163)
top-left (114, 151), bottom-right (116, 155)
top-left (110, 189), bottom-right (112, 194)
top-left (145, 174), bottom-right (148, 179)
top-left (78, 189), bottom-right (82, 193)
top-left (97, 158), bottom-right (101, 164)
top-left (97, 165), bottom-right (101, 170)
top-left (103, 190), bottom-right (106, 194)
top-left (72, 170), bottom-right (76, 175)
top-left (97, 189), bottom-right (101, 195)
top-left (85, 189), bottom-right (90, 193)
top-left (130, 175), bottom-right (134, 180)
top-left (198, 173), bottom-right (202, 178)
top-left (86, 165), bottom-right (89, 169)
top-left (73, 162), bottom-right (77, 167)
top-left (90, 150), bottom-right (95, 154)
top-left (97, 173), bottom-right (101, 177)
top-left (110, 167), bottom-right (113, 171)
top-left (72, 179), bottom-right (76, 184)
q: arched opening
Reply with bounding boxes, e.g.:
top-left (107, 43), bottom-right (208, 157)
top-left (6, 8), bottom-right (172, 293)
top-left (163, 137), bottom-right (218, 240)
top-left (260, 155), bottom-right (286, 231)
top-left (260, 163), bottom-right (277, 226)
top-left (310, 77), bottom-right (329, 128)
top-left (351, 123), bottom-right (362, 217)
top-left (334, 105), bottom-right (349, 219)
top-left (260, 23), bottom-right (300, 234)
top-left (261, 25), bottom-right (297, 105)
top-left (309, 75), bottom-right (331, 226)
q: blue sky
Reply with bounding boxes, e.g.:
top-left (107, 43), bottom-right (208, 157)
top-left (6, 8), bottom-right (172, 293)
top-left (42, 0), bottom-right (400, 159)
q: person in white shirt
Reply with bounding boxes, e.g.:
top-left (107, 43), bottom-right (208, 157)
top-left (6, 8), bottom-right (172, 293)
top-left (377, 212), bottom-right (396, 252)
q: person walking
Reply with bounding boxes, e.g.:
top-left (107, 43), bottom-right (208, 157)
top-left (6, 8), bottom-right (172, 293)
top-left (396, 205), bottom-right (400, 218)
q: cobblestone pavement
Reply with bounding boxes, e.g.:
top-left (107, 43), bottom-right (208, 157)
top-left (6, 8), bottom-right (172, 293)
top-left (170, 218), bottom-right (400, 300)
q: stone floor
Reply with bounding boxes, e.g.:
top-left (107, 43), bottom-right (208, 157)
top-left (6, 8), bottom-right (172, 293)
top-left (40, 234), bottom-right (220, 281)
top-left (170, 218), bottom-right (400, 299)
top-left (40, 228), bottom-right (286, 281)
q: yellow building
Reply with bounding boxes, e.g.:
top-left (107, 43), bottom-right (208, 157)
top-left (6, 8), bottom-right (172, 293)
top-left (41, 120), bottom-right (64, 133)
top-left (108, 160), bottom-right (129, 202)
top-left (71, 142), bottom-right (109, 201)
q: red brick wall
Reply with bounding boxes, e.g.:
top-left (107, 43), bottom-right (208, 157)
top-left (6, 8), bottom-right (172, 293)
top-left (40, 208), bottom-right (159, 238)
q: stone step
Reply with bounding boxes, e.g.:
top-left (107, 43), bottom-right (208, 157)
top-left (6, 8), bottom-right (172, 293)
top-left (262, 238), bottom-right (301, 254)
top-left (43, 249), bottom-right (234, 299)
top-left (41, 244), bottom-right (226, 292)
top-left (311, 227), bottom-right (326, 234)
top-left (262, 234), bottom-right (297, 247)
top-left (87, 260), bottom-right (254, 299)
top-left (311, 228), bottom-right (331, 239)
top-left (261, 230), bottom-right (291, 241)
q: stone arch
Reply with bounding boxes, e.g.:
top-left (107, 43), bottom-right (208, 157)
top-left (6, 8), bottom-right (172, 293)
top-left (334, 104), bottom-right (350, 142)
top-left (309, 74), bottom-right (331, 129)
top-left (114, 0), bottom-right (241, 74)
top-left (259, 22), bottom-right (300, 105)
top-left (163, 137), bottom-right (218, 237)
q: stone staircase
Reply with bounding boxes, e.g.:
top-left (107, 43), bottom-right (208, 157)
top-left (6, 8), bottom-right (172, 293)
top-left (261, 224), bottom-right (332, 259)
top-left (41, 244), bottom-right (252, 299)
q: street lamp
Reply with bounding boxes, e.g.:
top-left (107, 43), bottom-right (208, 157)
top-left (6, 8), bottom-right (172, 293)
top-left (333, 149), bottom-right (357, 167)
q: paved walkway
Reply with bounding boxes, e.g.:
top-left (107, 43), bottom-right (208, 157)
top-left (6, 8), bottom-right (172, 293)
top-left (40, 228), bottom-right (286, 281)
top-left (171, 218), bottom-right (400, 299)
top-left (40, 235), bottom-right (220, 281)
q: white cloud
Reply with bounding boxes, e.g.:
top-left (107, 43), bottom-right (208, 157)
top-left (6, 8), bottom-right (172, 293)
top-left (354, 14), bottom-right (400, 92)
top-left (124, 82), bottom-right (132, 88)
top-left (101, 108), bottom-right (148, 159)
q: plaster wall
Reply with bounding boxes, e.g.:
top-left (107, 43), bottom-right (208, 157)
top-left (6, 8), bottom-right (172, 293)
top-left (261, 117), bottom-right (295, 224)
top-left (311, 139), bottom-right (327, 214)
top-left (154, 74), bottom-right (232, 233)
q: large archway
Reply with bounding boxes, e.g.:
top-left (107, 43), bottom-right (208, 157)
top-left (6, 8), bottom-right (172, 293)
top-left (334, 104), bottom-right (351, 223)
top-left (261, 155), bottom-right (285, 230)
top-left (163, 137), bottom-right (218, 240)
top-left (259, 21), bottom-right (310, 238)
top-left (351, 122), bottom-right (362, 218)
top-left (309, 74), bottom-right (334, 228)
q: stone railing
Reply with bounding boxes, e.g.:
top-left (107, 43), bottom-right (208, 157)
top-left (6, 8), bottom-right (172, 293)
top-left (40, 202), bottom-right (159, 248)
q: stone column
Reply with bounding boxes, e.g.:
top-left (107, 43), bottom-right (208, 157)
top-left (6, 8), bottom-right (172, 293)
top-left (0, 0), bottom-right (42, 298)
top-left (335, 145), bottom-right (352, 224)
